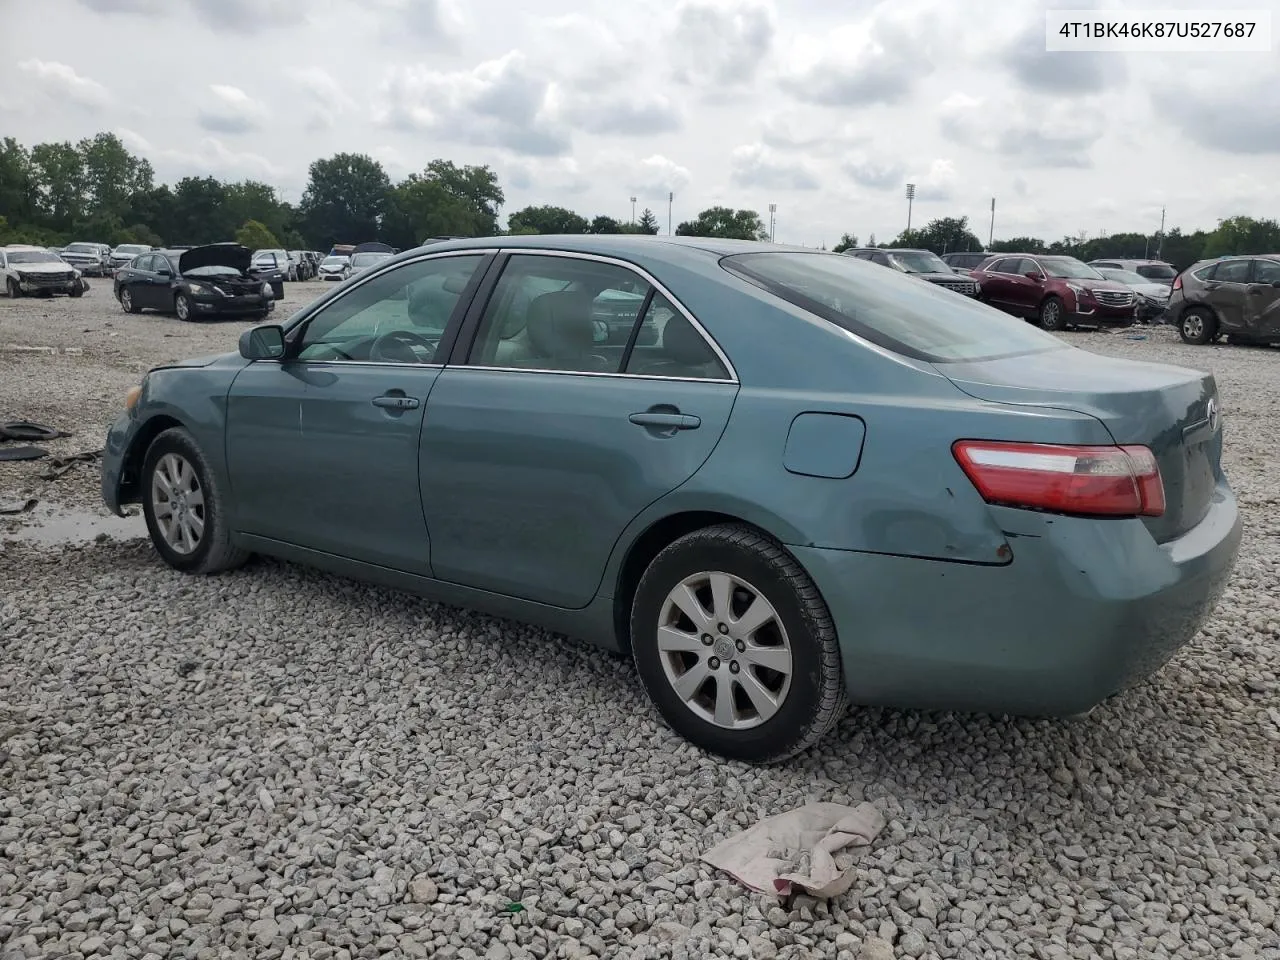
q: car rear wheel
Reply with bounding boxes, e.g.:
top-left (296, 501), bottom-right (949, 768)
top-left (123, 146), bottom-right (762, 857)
top-left (1039, 295), bottom-right (1066, 331)
top-left (175, 293), bottom-right (191, 321)
top-left (119, 287), bottom-right (140, 313)
top-left (141, 427), bottom-right (250, 575)
top-left (630, 523), bottom-right (846, 764)
top-left (1179, 307), bottom-right (1217, 345)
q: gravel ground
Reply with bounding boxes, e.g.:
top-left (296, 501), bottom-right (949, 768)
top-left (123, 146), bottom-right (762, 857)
top-left (2, 286), bottom-right (1279, 960)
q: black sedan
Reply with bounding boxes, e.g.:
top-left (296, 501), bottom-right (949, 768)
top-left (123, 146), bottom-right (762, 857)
top-left (113, 245), bottom-right (277, 321)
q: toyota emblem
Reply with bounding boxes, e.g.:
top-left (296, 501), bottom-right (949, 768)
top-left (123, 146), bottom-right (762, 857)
top-left (1206, 398), bottom-right (1220, 434)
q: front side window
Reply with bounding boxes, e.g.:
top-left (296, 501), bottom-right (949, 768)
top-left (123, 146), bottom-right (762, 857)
top-left (295, 253), bottom-right (484, 364)
top-left (722, 251), bottom-right (1064, 364)
top-left (1039, 257), bottom-right (1105, 280)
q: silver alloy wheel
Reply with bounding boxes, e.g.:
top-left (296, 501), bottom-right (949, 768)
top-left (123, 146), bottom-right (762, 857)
top-left (120, 288), bottom-right (132, 311)
top-left (175, 295), bottom-right (189, 320)
top-left (150, 452), bottom-right (205, 554)
top-left (656, 571), bottom-right (793, 730)
top-left (1183, 313), bottom-right (1204, 339)
top-left (1043, 300), bottom-right (1061, 327)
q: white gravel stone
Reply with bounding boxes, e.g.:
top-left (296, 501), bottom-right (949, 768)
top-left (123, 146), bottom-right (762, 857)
top-left (3, 301), bottom-right (1280, 959)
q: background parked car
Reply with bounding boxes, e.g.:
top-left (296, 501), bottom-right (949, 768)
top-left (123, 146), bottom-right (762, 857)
top-left (970, 254), bottom-right (1136, 330)
top-left (348, 250), bottom-right (394, 276)
top-left (253, 248), bottom-right (297, 282)
top-left (110, 243), bottom-right (153, 271)
top-left (845, 247), bottom-right (979, 296)
top-left (1164, 255), bottom-right (1280, 345)
top-left (317, 255), bottom-right (351, 281)
top-left (1093, 267), bottom-right (1172, 324)
top-left (60, 242), bottom-right (112, 277)
top-left (248, 251), bottom-right (288, 298)
top-left (940, 251), bottom-right (991, 274)
top-left (2, 244), bottom-right (86, 298)
top-left (1088, 258), bottom-right (1178, 286)
top-left (113, 244), bottom-right (276, 321)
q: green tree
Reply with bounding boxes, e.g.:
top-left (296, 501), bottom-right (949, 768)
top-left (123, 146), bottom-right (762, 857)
top-left (1203, 216), bottom-right (1280, 259)
top-left (675, 206), bottom-right (768, 241)
top-left (989, 236), bottom-right (1047, 253)
top-left (832, 232), bottom-right (859, 253)
top-left (889, 216), bottom-right (982, 254)
top-left (637, 208), bottom-right (659, 235)
top-left (1159, 228), bottom-right (1209, 270)
top-left (507, 205), bottom-right (590, 235)
top-left (590, 215), bottom-right (623, 234)
top-left (380, 161), bottom-right (505, 248)
top-left (119, 223), bottom-right (163, 247)
top-left (169, 176), bottom-right (231, 244)
top-left (235, 219), bottom-right (279, 250)
top-left (299, 153), bottom-right (390, 249)
top-left (77, 132), bottom-right (153, 222)
top-left (420, 159), bottom-right (504, 234)
top-left (0, 138), bottom-right (37, 226)
top-left (29, 141), bottom-right (85, 228)
top-left (867, 233), bottom-right (877, 247)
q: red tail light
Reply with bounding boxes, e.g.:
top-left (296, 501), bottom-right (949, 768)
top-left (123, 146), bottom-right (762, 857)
top-left (1172, 273), bottom-right (1183, 290)
top-left (953, 441), bottom-right (1165, 518)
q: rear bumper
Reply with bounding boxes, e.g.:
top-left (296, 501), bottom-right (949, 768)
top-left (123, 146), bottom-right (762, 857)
top-left (791, 479), bottom-right (1242, 717)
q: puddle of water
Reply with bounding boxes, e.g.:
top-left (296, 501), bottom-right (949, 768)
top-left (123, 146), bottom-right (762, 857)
top-left (0, 501), bottom-right (145, 547)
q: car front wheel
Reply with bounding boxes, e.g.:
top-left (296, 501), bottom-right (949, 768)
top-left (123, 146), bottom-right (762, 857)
top-left (119, 287), bottom-right (140, 313)
top-left (1039, 295), bottom-right (1066, 331)
top-left (141, 427), bottom-right (250, 574)
top-left (174, 293), bottom-right (191, 321)
top-left (630, 524), bottom-right (846, 764)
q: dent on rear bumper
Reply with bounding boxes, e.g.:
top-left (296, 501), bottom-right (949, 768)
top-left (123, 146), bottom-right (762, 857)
top-left (792, 481), bottom-right (1242, 717)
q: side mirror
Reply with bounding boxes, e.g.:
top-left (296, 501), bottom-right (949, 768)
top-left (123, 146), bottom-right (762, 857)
top-left (1272, 280), bottom-right (1280, 289)
top-left (239, 324), bottom-right (286, 360)
top-left (157, 268), bottom-right (172, 277)
top-left (1025, 271), bottom-right (1045, 282)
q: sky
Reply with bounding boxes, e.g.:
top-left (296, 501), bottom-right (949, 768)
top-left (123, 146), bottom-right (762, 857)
top-left (3, 0), bottom-right (1279, 247)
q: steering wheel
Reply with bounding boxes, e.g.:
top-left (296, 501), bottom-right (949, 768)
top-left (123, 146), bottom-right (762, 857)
top-left (369, 330), bottom-right (438, 364)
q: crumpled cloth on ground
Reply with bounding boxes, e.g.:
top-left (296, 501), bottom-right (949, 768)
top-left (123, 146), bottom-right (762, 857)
top-left (702, 802), bottom-right (886, 900)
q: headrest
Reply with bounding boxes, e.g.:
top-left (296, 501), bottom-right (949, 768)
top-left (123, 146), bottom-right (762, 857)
top-left (661, 314), bottom-right (714, 365)
top-left (406, 281), bottom-right (454, 329)
top-left (526, 290), bottom-right (595, 358)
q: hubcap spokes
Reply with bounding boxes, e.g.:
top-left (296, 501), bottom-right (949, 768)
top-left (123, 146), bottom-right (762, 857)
top-left (151, 453), bottom-right (205, 554)
top-left (657, 571), bottom-right (793, 730)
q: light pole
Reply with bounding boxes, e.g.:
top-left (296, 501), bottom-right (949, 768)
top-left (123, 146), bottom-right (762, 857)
top-left (768, 203), bottom-right (776, 242)
top-left (988, 197), bottom-right (995, 249)
top-left (905, 183), bottom-right (916, 233)
top-left (630, 196), bottom-right (636, 224)
top-left (1156, 205), bottom-right (1166, 259)
top-left (668, 192), bottom-right (673, 235)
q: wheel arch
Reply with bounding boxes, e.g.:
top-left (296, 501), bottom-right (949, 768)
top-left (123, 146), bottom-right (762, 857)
top-left (117, 413), bottom-right (186, 505)
top-left (611, 510), bottom-right (800, 656)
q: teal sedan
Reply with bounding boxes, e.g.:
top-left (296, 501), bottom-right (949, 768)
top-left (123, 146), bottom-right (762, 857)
top-left (101, 236), bottom-right (1242, 763)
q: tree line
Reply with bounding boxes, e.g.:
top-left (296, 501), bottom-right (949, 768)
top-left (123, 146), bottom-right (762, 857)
top-left (3, 132), bottom-right (1274, 268)
top-left (831, 214), bottom-right (1280, 271)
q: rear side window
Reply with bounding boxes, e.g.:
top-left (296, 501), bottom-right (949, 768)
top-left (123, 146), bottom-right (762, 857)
top-left (1135, 263), bottom-right (1176, 281)
top-left (721, 251), bottom-right (1063, 363)
top-left (1213, 260), bottom-right (1251, 283)
top-left (1253, 259), bottom-right (1280, 284)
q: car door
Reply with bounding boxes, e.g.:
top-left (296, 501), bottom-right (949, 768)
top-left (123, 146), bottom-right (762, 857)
top-left (1244, 258), bottom-right (1280, 336)
top-left (1002, 258), bottom-right (1042, 315)
top-left (224, 250), bottom-right (491, 573)
top-left (1203, 258), bottom-right (1252, 330)
top-left (977, 258), bottom-right (1014, 308)
top-left (419, 251), bottom-right (739, 609)
top-left (127, 255), bottom-right (161, 308)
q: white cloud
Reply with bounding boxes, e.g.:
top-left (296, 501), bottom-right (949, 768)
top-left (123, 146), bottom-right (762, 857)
top-left (196, 84), bottom-right (270, 135)
top-left (730, 144), bottom-right (820, 191)
top-left (117, 127), bottom-right (283, 181)
top-left (668, 0), bottom-right (775, 88)
top-left (907, 159), bottom-right (958, 202)
top-left (17, 59), bottom-right (110, 108)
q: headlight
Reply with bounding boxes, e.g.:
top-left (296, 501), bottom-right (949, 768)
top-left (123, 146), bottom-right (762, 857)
top-left (261, 282), bottom-right (272, 296)
top-left (187, 282), bottom-right (223, 296)
top-left (125, 383), bottom-right (143, 414)
top-left (73, 268), bottom-right (82, 278)
top-left (1066, 282), bottom-right (1089, 299)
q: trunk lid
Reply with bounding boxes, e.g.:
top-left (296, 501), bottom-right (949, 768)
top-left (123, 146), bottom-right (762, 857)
top-left (937, 348), bottom-right (1221, 543)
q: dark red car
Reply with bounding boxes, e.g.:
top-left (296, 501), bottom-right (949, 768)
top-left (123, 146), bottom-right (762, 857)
top-left (971, 254), bottom-right (1137, 330)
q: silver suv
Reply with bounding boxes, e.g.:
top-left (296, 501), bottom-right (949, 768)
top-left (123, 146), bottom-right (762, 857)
top-left (1087, 259), bottom-right (1177, 286)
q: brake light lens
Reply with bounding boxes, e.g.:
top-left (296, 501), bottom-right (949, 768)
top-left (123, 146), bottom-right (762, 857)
top-left (1172, 273), bottom-right (1183, 291)
top-left (953, 441), bottom-right (1165, 518)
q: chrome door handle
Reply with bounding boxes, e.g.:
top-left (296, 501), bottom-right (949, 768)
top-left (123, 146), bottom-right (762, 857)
top-left (629, 412), bottom-right (700, 430)
top-left (372, 395), bottom-right (420, 410)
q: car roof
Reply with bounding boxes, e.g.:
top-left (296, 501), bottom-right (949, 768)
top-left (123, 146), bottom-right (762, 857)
top-left (416, 234), bottom-right (796, 258)
top-left (3, 244), bottom-right (47, 251)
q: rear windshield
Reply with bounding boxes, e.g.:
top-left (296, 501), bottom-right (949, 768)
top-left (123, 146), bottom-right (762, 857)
top-left (721, 252), bottom-right (1064, 363)
top-left (1135, 263), bottom-right (1176, 280)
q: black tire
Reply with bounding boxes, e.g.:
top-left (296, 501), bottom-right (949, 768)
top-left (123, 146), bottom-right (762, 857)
top-left (119, 286), bottom-right (140, 313)
top-left (5, 278), bottom-right (20, 298)
top-left (630, 524), bottom-right (846, 764)
top-left (1179, 306), bottom-right (1217, 345)
top-left (70, 282), bottom-right (84, 298)
top-left (174, 293), bottom-right (192, 321)
top-left (141, 427), bottom-right (250, 575)
top-left (1039, 295), bottom-right (1067, 331)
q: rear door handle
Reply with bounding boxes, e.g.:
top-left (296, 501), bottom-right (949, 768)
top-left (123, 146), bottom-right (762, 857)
top-left (372, 395), bottom-right (420, 410)
top-left (629, 412), bottom-right (700, 430)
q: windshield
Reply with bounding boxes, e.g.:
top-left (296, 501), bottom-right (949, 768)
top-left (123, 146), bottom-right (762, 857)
top-left (322, 257), bottom-right (348, 266)
top-left (252, 253), bottom-right (278, 264)
top-left (1097, 268), bottom-right (1148, 286)
top-left (351, 252), bottom-right (392, 268)
top-left (1039, 257), bottom-right (1105, 280)
top-left (1135, 263), bottom-right (1176, 281)
top-left (721, 252), bottom-right (1064, 363)
top-left (7, 250), bottom-right (62, 265)
top-left (115, 245), bottom-right (148, 255)
top-left (66, 243), bottom-right (98, 254)
top-left (888, 250), bottom-right (951, 274)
